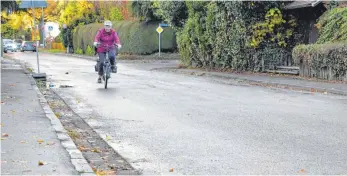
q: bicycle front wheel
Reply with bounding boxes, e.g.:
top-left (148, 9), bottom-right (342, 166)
top-left (104, 75), bottom-right (108, 89)
top-left (104, 65), bottom-right (110, 89)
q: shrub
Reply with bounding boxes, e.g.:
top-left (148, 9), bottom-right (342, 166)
top-left (177, 1), bottom-right (247, 69)
top-left (75, 47), bottom-right (83, 55)
top-left (293, 43), bottom-right (347, 79)
top-left (85, 45), bottom-right (95, 56)
top-left (73, 21), bottom-right (176, 55)
top-left (110, 7), bottom-right (124, 21)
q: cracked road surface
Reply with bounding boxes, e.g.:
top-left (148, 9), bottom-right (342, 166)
top-left (10, 52), bottom-right (347, 174)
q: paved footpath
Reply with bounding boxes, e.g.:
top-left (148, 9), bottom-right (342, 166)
top-left (1, 58), bottom-right (79, 175)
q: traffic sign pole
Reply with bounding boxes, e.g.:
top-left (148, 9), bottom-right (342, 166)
top-left (31, 0), bottom-right (40, 73)
top-left (156, 25), bottom-right (164, 57)
top-left (20, 0), bottom-right (47, 79)
top-left (159, 32), bottom-right (161, 57)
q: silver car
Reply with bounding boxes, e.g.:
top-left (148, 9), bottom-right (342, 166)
top-left (3, 40), bottom-right (17, 53)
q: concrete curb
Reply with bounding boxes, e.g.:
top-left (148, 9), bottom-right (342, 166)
top-left (18, 61), bottom-right (96, 175)
top-left (164, 68), bottom-right (347, 96)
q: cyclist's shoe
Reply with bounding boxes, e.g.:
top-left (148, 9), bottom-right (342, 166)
top-left (97, 77), bottom-right (102, 83)
top-left (111, 66), bottom-right (117, 73)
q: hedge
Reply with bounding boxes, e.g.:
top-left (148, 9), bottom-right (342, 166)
top-left (293, 43), bottom-right (347, 80)
top-left (73, 21), bottom-right (176, 55)
top-left (316, 7), bottom-right (347, 44)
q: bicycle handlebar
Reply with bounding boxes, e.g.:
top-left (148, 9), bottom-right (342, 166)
top-left (96, 43), bottom-right (118, 49)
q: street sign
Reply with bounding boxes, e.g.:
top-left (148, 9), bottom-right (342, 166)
top-left (44, 22), bottom-right (60, 38)
top-left (48, 26), bottom-right (53, 31)
top-left (159, 23), bottom-right (169, 27)
top-left (19, 0), bottom-right (47, 8)
top-left (156, 26), bottom-right (163, 34)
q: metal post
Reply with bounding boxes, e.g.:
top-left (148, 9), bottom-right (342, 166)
top-left (41, 6), bottom-right (45, 48)
top-left (32, 0), bottom-right (40, 73)
top-left (159, 33), bottom-right (161, 57)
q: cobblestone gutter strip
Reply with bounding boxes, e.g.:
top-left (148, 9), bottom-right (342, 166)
top-left (21, 63), bottom-right (96, 175)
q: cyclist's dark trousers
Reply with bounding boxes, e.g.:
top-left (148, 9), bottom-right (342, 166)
top-left (98, 49), bottom-right (116, 76)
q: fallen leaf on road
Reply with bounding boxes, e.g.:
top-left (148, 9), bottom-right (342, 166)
top-left (38, 161), bottom-right (46, 166)
top-left (46, 142), bottom-right (55, 145)
top-left (22, 170), bottom-right (32, 173)
top-left (96, 170), bottom-right (115, 176)
top-left (108, 164), bottom-right (116, 170)
top-left (105, 135), bottom-right (111, 141)
top-left (78, 145), bottom-right (89, 152)
top-left (1, 138), bottom-right (6, 140)
top-left (298, 169), bottom-right (306, 173)
top-left (9, 84), bottom-right (15, 87)
top-left (324, 91), bottom-right (328, 95)
top-left (37, 139), bottom-right (44, 144)
top-left (169, 168), bottom-right (174, 172)
top-left (91, 148), bottom-right (100, 153)
top-left (1, 123), bottom-right (4, 127)
top-left (10, 110), bottom-right (16, 114)
top-left (2, 133), bottom-right (9, 137)
top-left (21, 141), bottom-right (26, 144)
top-left (1, 101), bottom-right (4, 104)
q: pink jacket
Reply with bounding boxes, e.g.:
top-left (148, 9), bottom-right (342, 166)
top-left (94, 28), bottom-right (121, 53)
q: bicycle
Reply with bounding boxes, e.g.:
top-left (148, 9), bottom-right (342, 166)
top-left (95, 43), bottom-right (117, 89)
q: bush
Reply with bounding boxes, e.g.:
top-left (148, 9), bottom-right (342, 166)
top-left (73, 20), bottom-right (176, 55)
top-left (177, 2), bottom-right (247, 70)
top-left (110, 7), bottom-right (124, 21)
top-left (85, 45), bottom-right (95, 56)
top-left (293, 43), bottom-right (347, 79)
top-left (75, 47), bottom-right (83, 55)
top-left (316, 7), bottom-right (347, 44)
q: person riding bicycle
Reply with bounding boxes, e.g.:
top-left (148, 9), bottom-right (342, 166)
top-left (93, 20), bottom-right (121, 83)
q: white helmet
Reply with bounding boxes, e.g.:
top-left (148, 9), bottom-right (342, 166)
top-left (104, 20), bottom-right (112, 27)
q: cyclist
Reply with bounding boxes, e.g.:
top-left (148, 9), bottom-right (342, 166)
top-left (93, 20), bottom-right (121, 83)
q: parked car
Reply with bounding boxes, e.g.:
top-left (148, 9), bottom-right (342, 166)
top-left (3, 40), bottom-right (17, 53)
top-left (14, 39), bottom-right (23, 51)
top-left (21, 41), bottom-right (36, 52)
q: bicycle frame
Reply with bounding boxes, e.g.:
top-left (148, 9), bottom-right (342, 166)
top-left (98, 44), bottom-right (116, 89)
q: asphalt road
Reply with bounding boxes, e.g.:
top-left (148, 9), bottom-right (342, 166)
top-left (10, 52), bottom-right (347, 175)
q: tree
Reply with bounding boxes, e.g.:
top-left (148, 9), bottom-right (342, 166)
top-left (44, 0), bottom-right (60, 22)
top-left (4, 11), bottom-right (33, 31)
top-left (131, 1), bottom-right (158, 22)
top-left (59, 1), bottom-right (95, 25)
top-left (153, 1), bottom-right (188, 30)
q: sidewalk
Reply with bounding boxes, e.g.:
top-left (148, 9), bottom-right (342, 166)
top-left (168, 68), bottom-right (347, 96)
top-left (1, 58), bottom-right (84, 175)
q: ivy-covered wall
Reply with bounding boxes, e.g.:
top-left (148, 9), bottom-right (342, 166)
top-left (176, 1), bottom-right (305, 71)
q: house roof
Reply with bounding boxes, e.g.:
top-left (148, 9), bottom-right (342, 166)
top-left (284, 0), bottom-right (322, 9)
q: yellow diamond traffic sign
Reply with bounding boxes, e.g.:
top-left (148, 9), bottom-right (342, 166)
top-left (156, 26), bottom-right (163, 34)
